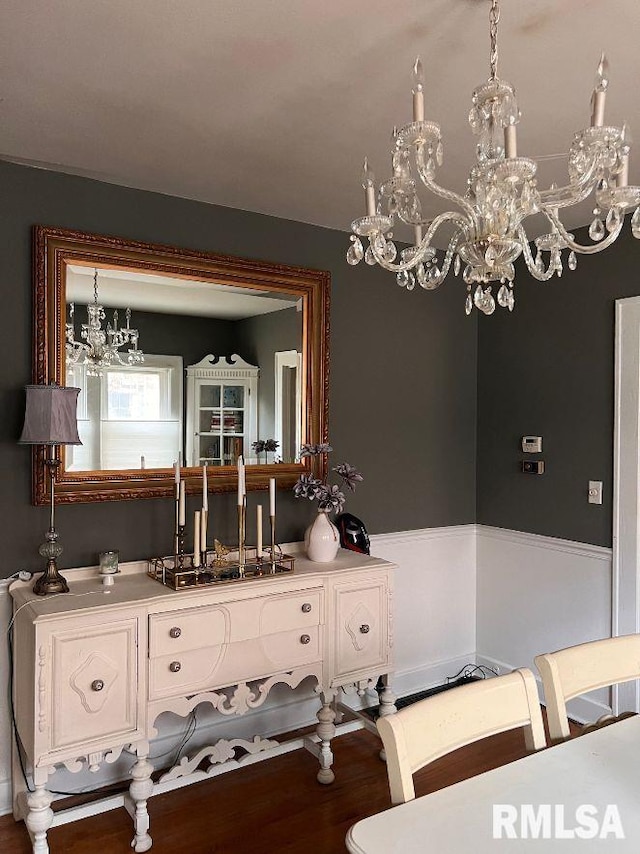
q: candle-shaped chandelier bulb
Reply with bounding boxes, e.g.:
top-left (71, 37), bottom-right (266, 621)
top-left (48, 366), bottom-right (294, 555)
top-left (595, 53), bottom-right (610, 92)
top-left (412, 57), bottom-right (425, 122)
top-left (591, 53), bottom-right (609, 127)
top-left (362, 157), bottom-right (377, 216)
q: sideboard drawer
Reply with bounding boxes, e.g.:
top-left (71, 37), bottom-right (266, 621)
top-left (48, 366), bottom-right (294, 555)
top-left (51, 619), bottom-right (138, 751)
top-left (149, 626), bottom-right (321, 700)
top-left (149, 606), bottom-right (229, 657)
top-left (259, 589), bottom-right (322, 635)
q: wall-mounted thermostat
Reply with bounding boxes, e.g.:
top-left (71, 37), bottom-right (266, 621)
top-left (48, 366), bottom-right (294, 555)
top-left (522, 436), bottom-right (543, 453)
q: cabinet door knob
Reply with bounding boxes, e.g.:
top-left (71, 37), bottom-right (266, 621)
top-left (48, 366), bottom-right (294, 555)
top-left (301, 603), bottom-right (312, 613)
top-left (300, 634), bottom-right (311, 645)
top-left (169, 626), bottom-right (182, 639)
top-left (91, 679), bottom-right (105, 692)
top-left (169, 661), bottom-right (182, 673)
top-left (359, 624), bottom-right (370, 634)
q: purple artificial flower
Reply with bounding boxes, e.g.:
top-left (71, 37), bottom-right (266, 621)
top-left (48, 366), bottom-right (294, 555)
top-left (293, 473), bottom-right (323, 500)
top-left (332, 463), bottom-right (363, 492)
top-left (316, 483), bottom-right (346, 513)
top-left (299, 443), bottom-right (333, 458)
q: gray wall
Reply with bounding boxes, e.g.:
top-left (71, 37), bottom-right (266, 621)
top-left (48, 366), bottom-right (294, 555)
top-left (477, 226), bottom-right (640, 548)
top-left (237, 306), bottom-right (301, 445)
top-left (1, 160), bottom-right (477, 576)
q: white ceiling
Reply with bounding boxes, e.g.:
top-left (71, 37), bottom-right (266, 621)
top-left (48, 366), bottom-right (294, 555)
top-left (2, 0), bottom-right (640, 239)
top-left (66, 265), bottom-right (299, 319)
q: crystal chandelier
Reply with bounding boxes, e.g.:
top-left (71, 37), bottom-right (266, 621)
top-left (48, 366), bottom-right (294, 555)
top-left (66, 269), bottom-right (144, 376)
top-left (347, 0), bottom-right (640, 315)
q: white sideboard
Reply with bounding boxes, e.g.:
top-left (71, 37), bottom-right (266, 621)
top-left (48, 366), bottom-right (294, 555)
top-left (10, 550), bottom-right (396, 854)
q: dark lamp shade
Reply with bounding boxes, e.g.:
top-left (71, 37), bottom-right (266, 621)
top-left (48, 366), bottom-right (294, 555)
top-left (19, 385), bottom-right (82, 446)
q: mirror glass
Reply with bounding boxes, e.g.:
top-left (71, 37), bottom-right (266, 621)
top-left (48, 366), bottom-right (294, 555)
top-left (64, 265), bottom-right (303, 471)
top-left (32, 226), bottom-right (329, 504)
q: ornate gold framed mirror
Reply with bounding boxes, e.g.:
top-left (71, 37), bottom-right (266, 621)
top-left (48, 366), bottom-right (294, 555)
top-left (32, 226), bottom-right (330, 504)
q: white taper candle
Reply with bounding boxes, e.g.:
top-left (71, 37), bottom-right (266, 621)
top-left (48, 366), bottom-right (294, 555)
top-left (257, 505), bottom-right (263, 557)
top-left (269, 477), bottom-right (276, 517)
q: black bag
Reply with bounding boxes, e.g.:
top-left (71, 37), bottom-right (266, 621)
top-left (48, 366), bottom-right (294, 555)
top-left (336, 513), bottom-right (370, 555)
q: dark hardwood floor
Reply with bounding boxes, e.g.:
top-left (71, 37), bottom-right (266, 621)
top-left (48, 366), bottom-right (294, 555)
top-left (0, 720), bottom-right (557, 854)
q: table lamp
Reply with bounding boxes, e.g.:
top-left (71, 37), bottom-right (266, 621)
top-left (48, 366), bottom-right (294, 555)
top-left (19, 384), bottom-right (81, 595)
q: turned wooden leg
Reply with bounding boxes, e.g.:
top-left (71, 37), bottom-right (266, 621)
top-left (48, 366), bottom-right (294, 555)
top-left (25, 772), bottom-right (53, 854)
top-left (316, 691), bottom-right (336, 785)
top-left (377, 674), bottom-right (397, 717)
top-left (377, 675), bottom-right (397, 761)
top-left (127, 746), bottom-right (154, 852)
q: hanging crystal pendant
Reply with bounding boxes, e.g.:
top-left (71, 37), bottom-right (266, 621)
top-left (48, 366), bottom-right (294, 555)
top-left (406, 273), bottom-right (416, 291)
top-left (632, 207), bottom-right (640, 238)
top-left (396, 270), bottom-right (409, 287)
top-left (454, 254), bottom-right (461, 276)
top-left (416, 263), bottom-right (427, 287)
top-left (589, 217), bottom-right (605, 241)
top-left (465, 293), bottom-right (473, 316)
top-left (606, 206), bottom-right (621, 232)
top-left (384, 241), bottom-right (397, 262)
top-left (568, 251), bottom-right (577, 271)
top-left (507, 289), bottom-right (515, 312)
top-left (365, 246), bottom-right (376, 265)
top-left (346, 237), bottom-right (364, 265)
top-left (497, 283), bottom-right (510, 307)
top-left (436, 140), bottom-right (444, 167)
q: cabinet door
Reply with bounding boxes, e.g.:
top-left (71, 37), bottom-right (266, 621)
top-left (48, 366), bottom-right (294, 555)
top-left (333, 579), bottom-right (389, 681)
top-left (50, 619), bottom-right (138, 750)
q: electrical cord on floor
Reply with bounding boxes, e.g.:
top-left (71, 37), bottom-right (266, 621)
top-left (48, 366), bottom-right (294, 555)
top-left (446, 663), bottom-right (499, 683)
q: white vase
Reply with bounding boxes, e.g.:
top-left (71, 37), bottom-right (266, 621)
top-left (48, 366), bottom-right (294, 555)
top-left (305, 509), bottom-right (340, 562)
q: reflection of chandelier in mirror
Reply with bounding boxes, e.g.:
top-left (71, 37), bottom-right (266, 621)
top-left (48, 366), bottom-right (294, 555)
top-left (65, 269), bottom-right (144, 376)
top-left (347, 0), bottom-right (640, 316)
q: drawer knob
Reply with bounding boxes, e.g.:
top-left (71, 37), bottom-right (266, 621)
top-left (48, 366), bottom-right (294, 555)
top-left (359, 624), bottom-right (370, 634)
top-left (91, 679), bottom-right (105, 692)
top-left (301, 603), bottom-right (312, 613)
top-left (169, 626), bottom-right (182, 639)
top-left (169, 661), bottom-right (182, 673)
top-left (300, 634), bottom-right (311, 645)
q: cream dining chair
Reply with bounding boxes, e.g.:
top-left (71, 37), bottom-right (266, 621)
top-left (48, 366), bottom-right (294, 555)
top-left (535, 634), bottom-right (640, 743)
top-left (376, 668), bottom-right (546, 805)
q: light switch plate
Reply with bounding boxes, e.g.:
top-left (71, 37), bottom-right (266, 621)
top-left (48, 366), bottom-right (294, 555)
top-left (588, 481), bottom-right (603, 505)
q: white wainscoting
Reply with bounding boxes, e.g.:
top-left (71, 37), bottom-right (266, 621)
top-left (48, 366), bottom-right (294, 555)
top-left (370, 526), bottom-right (477, 699)
top-left (0, 525), bottom-right (478, 817)
top-left (0, 525), bottom-right (617, 817)
top-left (476, 525), bottom-right (613, 724)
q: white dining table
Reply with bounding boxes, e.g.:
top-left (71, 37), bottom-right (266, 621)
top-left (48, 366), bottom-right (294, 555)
top-left (346, 714), bottom-right (640, 852)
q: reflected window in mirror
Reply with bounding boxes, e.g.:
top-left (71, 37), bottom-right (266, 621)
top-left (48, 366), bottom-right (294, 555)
top-left (66, 355), bottom-right (183, 471)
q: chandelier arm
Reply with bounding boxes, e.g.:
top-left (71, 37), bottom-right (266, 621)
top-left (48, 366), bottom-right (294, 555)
top-left (544, 208), bottom-right (624, 254)
top-left (414, 157), bottom-right (476, 221)
top-left (428, 231), bottom-right (462, 287)
top-left (370, 213), bottom-right (467, 272)
top-left (517, 227), bottom-right (558, 282)
top-left (537, 158), bottom-right (600, 209)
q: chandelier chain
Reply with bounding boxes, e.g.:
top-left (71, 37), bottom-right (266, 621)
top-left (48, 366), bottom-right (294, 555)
top-left (489, 0), bottom-right (500, 80)
top-left (93, 269), bottom-right (99, 305)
